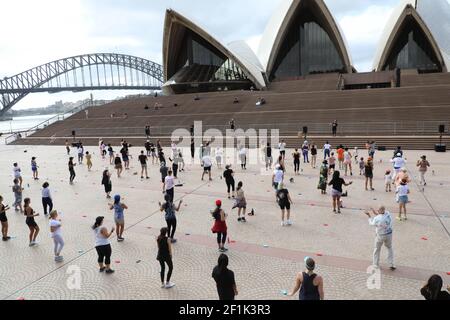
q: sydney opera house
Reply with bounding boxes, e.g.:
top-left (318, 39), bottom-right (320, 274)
top-left (162, 0), bottom-right (450, 94)
top-left (16, 0), bottom-right (450, 150)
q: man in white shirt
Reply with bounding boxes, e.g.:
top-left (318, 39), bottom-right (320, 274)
top-left (77, 144), bottom-right (84, 164)
top-left (272, 165), bottom-right (284, 190)
top-left (201, 155), bottom-right (213, 181)
top-left (279, 140), bottom-right (286, 159)
top-left (164, 170), bottom-right (175, 202)
top-left (365, 207), bottom-right (396, 270)
top-left (391, 153), bottom-right (406, 182)
top-left (323, 141), bottom-right (331, 159)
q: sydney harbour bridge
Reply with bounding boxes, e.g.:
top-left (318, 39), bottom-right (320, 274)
top-left (0, 53), bottom-right (164, 117)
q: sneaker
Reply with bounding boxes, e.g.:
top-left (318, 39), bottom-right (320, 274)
top-left (396, 217), bottom-right (402, 221)
top-left (105, 269), bottom-right (115, 274)
top-left (141, 176), bottom-right (144, 179)
top-left (237, 217), bottom-right (242, 222)
top-left (390, 266), bottom-right (397, 271)
top-left (99, 267), bottom-right (106, 273)
top-left (171, 239), bottom-right (177, 244)
top-left (286, 220), bottom-right (293, 226)
top-left (161, 283), bottom-right (166, 288)
top-left (241, 217), bottom-right (247, 223)
top-left (281, 221), bottom-right (286, 226)
top-left (165, 282), bottom-right (175, 289)
top-left (55, 256), bottom-right (64, 262)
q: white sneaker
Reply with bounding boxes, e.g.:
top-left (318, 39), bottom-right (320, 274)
top-left (165, 282), bottom-right (175, 289)
top-left (161, 283), bottom-right (166, 288)
top-left (281, 221), bottom-right (285, 226)
top-left (286, 220), bottom-right (293, 226)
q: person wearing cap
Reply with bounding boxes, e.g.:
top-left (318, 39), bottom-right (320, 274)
top-left (365, 206), bottom-right (396, 271)
top-left (396, 178), bottom-right (410, 221)
top-left (391, 153), bottom-right (406, 183)
top-left (416, 155), bottom-right (430, 186)
top-left (92, 216), bottom-right (115, 274)
top-left (101, 168), bottom-right (112, 199)
top-left (108, 195), bottom-right (128, 242)
top-left (211, 200), bottom-right (228, 252)
top-left (31, 157), bottom-right (39, 180)
top-left (49, 210), bottom-right (64, 262)
top-left (288, 257), bottom-right (324, 300)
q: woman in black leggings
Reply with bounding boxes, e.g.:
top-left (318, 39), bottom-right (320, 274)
top-left (92, 216), bottom-right (115, 274)
top-left (223, 165), bottom-right (235, 199)
top-left (157, 227), bottom-right (175, 289)
top-left (293, 149), bottom-right (301, 175)
top-left (159, 195), bottom-right (183, 244)
top-left (68, 157), bottom-right (76, 184)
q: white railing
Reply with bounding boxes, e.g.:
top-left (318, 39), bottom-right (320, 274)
top-left (4, 99), bottom-right (111, 145)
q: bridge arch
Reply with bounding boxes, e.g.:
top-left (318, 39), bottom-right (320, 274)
top-left (0, 53), bottom-right (164, 116)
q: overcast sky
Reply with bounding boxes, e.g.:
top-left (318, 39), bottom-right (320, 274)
top-left (0, 0), bottom-right (447, 110)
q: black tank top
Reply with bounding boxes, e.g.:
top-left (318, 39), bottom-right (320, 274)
top-left (157, 237), bottom-right (170, 261)
top-left (299, 272), bottom-right (320, 300)
top-left (293, 152), bottom-right (300, 161)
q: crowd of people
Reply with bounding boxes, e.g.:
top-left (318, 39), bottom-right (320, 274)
top-left (0, 132), bottom-right (447, 301)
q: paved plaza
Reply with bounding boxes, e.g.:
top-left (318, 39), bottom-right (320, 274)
top-left (0, 143), bottom-right (449, 300)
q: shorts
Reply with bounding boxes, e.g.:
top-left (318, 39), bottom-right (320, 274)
top-left (26, 217), bottom-right (38, 228)
top-left (365, 173), bottom-right (374, 179)
top-left (331, 189), bottom-right (342, 198)
top-left (0, 213), bottom-right (7, 223)
top-left (115, 164), bottom-right (123, 170)
top-left (204, 166), bottom-right (211, 172)
top-left (141, 164), bottom-right (147, 169)
top-left (273, 182), bottom-right (280, 190)
top-left (329, 164), bottom-right (336, 170)
top-left (114, 218), bottom-right (125, 225)
top-left (279, 202), bottom-right (291, 210)
top-left (32, 167), bottom-right (37, 172)
top-left (398, 195), bottom-right (408, 204)
top-left (14, 196), bottom-right (22, 206)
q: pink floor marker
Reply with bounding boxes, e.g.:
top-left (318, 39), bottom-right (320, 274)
top-left (316, 253), bottom-right (323, 257)
top-left (115, 260), bottom-right (121, 264)
top-left (147, 227), bottom-right (152, 229)
top-left (323, 224), bottom-right (329, 227)
top-left (421, 237), bottom-right (428, 241)
top-left (82, 215), bottom-right (87, 218)
top-left (17, 297), bottom-right (25, 300)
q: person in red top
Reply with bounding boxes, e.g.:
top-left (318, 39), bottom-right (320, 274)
top-left (211, 200), bottom-right (228, 253)
top-left (337, 146), bottom-right (345, 170)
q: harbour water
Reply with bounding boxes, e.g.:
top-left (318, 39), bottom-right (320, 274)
top-left (0, 114), bottom-right (58, 134)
